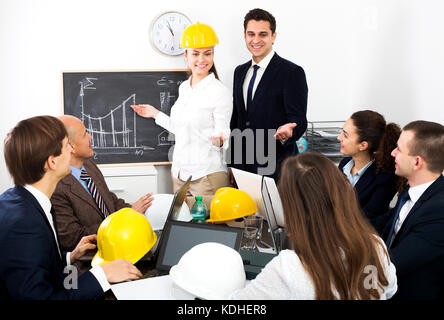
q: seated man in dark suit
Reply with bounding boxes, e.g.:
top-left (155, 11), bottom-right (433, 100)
top-left (373, 120), bottom-right (444, 299)
top-left (0, 116), bottom-right (141, 299)
top-left (51, 115), bottom-right (154, 252)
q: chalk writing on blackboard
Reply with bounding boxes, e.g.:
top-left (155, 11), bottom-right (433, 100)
top-left (62, 70), bottom-right (188, 164)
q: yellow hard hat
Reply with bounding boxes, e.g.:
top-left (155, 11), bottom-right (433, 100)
top-left (180, 22), bottom-right (219, 49)
top-left (91, 208), bottom-right (157, 267)
top-left (206, 187), bottom-right (257, 223)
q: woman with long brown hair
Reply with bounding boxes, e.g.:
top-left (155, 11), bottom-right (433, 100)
top-left (231, 152), bottom-right (397, 299)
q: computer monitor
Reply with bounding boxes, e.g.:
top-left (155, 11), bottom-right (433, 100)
top-left (155, 220), bottom-right (243, 272)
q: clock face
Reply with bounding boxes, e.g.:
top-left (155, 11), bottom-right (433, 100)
top-left (150, 11), bottom-right (192, 56)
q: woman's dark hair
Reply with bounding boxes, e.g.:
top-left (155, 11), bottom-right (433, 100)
top-left (350, 110), bottom-right (406, 191)
top-left (4, 115), bottom-right (67, 186)
top-left (244, 8), bottom-right (276, 34)
top-left (209, 63), bottom-right (219, 80)
top-left (278, 153), bottom-right (390, 300)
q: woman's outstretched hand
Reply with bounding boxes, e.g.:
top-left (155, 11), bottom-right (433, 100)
top-left (131, 104), bottom-right (160, 119)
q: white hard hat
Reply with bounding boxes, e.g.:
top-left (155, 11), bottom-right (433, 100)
top-left (169, 242), bottom-right (246, 300)
top-left (144, 194), bottom-right (192, 230)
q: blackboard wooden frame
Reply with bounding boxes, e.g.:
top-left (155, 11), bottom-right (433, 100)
top-left (61, 69), bottom-right (189, 166)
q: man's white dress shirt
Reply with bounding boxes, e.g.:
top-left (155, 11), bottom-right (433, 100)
top-left (392, 180), bottom-right (435, 239)
top-left (242, 50), bottom-right (275, 109)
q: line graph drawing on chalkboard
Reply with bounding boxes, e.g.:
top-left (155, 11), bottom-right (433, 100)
top-left (62, 70), bottom-right (188, 165)
top-left (78, 78), bottom-right (155, 157)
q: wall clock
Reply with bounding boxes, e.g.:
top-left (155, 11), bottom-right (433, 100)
top-left (150, 11), bottom-right (192, 56)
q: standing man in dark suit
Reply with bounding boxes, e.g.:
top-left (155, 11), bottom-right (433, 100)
top-left (51, 115), bottom-right (154, 252)
top-left (0, 116), bottom-right (141, 300)
top-left (229, 8), bottom-right (308, 181)
top-left (374, 120), bottom-right (444, 299)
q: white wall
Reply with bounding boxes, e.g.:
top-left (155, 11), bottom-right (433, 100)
top-left (1, 0), bottom-right (443, 193)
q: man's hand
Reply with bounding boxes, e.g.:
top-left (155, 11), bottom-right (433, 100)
top-left (131, 104), bottom-right (160, 119)
top-left (274, 122), bottom-right (297, 142)
top-left (70, 235), bottom-right (97, 264)
top-left (101, 259), bottom-right (142, 283)
top-left (132, 193), bottom-right (154, 213)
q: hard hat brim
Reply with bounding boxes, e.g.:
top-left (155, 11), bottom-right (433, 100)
top-left (206, 210), bottom-right (255, 224)
top-left (170, 265), bottom-right (227, 300)
top-left (91, 252), bottom-right (109, 267)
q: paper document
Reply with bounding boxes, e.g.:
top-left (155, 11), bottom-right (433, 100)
top-left (111, 275), bottom-right (175, 300)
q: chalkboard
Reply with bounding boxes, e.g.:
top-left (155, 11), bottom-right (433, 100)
top-left (62, 70), bottom-right (189, 165)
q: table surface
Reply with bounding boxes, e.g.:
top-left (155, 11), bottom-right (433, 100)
top-left (76, 220), bottom-right (274, 299)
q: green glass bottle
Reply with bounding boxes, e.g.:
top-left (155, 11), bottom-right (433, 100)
top-left (190, 196), bottom-right (207, 223)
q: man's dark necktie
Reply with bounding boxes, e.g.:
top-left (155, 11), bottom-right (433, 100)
top-left (246, 65), bottom-right (260, 110)
top-left (80, 168), bottom-right (109, 217)
top-left (385, 189), bottom-right (410, 248)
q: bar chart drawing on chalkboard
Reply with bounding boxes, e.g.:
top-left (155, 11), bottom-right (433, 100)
top-left (62, 70), bottom-right (188, 164)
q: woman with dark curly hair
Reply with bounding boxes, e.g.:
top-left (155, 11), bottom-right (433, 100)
top-left (337, 110), bottom-right (406, 220)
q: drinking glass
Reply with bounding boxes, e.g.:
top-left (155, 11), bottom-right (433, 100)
top-left (241, 226), bottom-right (259, 250)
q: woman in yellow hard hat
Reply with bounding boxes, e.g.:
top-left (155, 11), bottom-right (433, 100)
top-left (132, 23), bottom-right (232, 209)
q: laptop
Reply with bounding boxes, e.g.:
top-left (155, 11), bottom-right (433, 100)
top-left (165, 176), bottom-right (192, 222)
top-left (141, 175), bottom-right (243, 277)
top-left (261, 176), bottom-right (286, 253)
top-left (230, 167), bottom-right (266, 219)
top-left (143, 176), bottom-right (192, 259)
top-left (142, 220), bottom-right (243, 278)
top-left (155, 221), bottom-right (243, 272)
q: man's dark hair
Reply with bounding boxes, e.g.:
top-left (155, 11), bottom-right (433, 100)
top-left (244, 8), bottom-right (276, 34)
top-left (4, 115), bottom-right (67, 186)
top-left (403, 120), bottom-right (444, 173)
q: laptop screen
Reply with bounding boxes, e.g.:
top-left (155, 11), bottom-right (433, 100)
top-left (230, 168), bottom-right (265, 218)
top-left (261, 175), bottom-right (290, 253)
top-left (261, 176), bottom-right (279, 234)
top-left (143, 176), bottom-right (192, 260)
top-left (166, 176), bottom-right (192, 222)
top-left (261, 177), bottom-right (279, 252)
top-left (155, 221), bottom-right (243, 272)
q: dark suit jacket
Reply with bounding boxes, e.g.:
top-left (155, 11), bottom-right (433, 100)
top-left (339, 157), bottom-right (397, 220)
top-left (0, 186), bottom-right (103, 300)
top-left (375, 175), bottom-right (444, 299)
top-left (229, 52), bottom-right (308, 181)
top-left (51, 159), bottom-right (130, 252)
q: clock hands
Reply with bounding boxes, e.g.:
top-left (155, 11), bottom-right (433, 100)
top-left (166, 21), bottom-right (174, 36)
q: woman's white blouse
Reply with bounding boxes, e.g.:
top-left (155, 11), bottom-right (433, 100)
top-left (155, 73), bottom-right (232, 181)
top-left (230, 237), bottom-right (398, 300)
